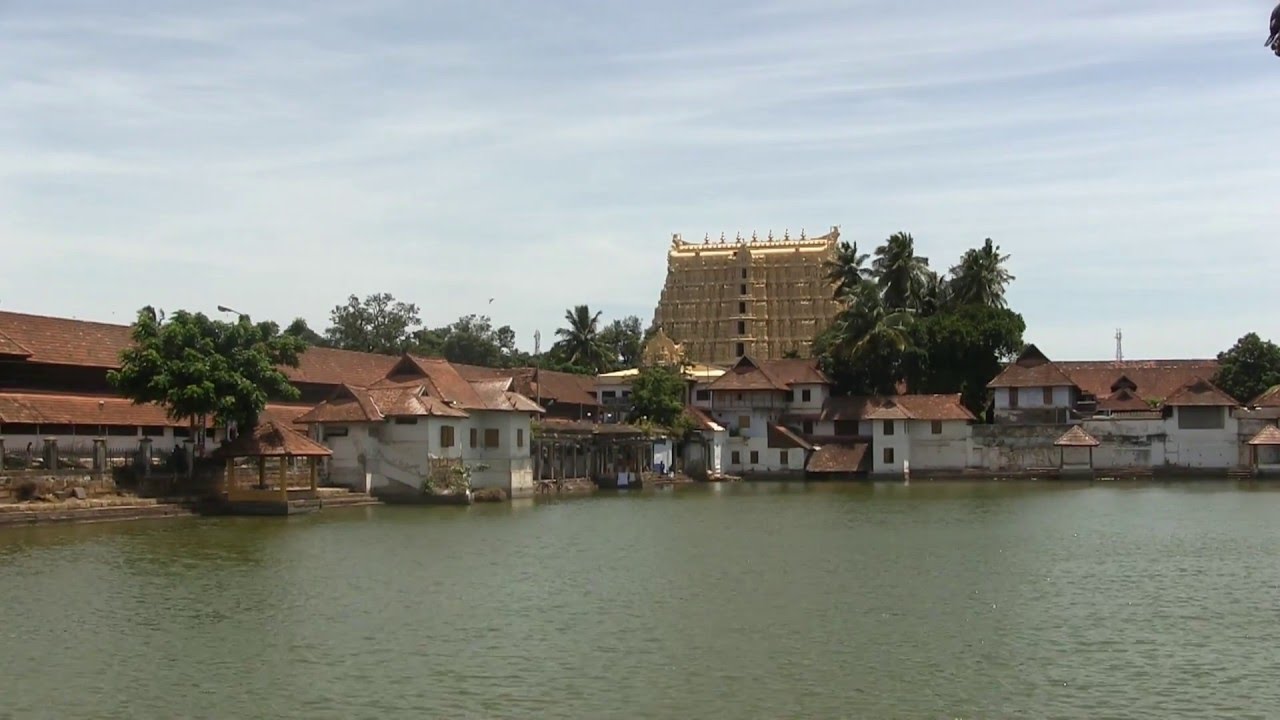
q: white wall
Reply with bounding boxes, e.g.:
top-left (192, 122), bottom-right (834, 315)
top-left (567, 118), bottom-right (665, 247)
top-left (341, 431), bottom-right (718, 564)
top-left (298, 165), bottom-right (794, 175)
top-left (724, 435), bottom-right (802, 474)
top-left (1163, 408), bottom-right (1239, 470)
top-left (905, 420), bottom-right (970, 470)
top-left (789, 384), bottom-right (827, 412)
top-left (993, 386), bottom-right (1073, 410)
top-left (872, 419), bottom-right (911, 474)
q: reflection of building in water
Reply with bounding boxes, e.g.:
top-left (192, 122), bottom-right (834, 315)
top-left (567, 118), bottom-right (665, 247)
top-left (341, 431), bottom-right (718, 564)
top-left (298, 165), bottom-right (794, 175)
top-left (652, 227), bottom-right (841, 365)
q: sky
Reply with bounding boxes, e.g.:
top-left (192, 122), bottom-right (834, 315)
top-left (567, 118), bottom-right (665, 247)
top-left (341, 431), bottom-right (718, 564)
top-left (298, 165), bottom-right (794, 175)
top-left (2, 0), bottom-right (1277, 360)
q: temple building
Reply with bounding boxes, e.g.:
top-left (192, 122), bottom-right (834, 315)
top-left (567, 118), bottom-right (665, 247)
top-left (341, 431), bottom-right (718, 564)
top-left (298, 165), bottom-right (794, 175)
top-left (652, 227), bottom-right (841, 365)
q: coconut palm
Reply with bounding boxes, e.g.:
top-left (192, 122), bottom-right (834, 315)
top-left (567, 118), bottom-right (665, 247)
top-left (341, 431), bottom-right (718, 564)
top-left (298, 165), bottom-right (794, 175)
top-left (872, 232), bottom-right (931, 312)
top-left (918, 270), bottom-right (951, 317)
top-left (554, 304), bottom-right (610, 372)
top-left (823, 240), bottom-right (873, 299)
top-left (831, 283), bottom-right (914, 361)
top-left (948, 238), bottom-right (1015, 309)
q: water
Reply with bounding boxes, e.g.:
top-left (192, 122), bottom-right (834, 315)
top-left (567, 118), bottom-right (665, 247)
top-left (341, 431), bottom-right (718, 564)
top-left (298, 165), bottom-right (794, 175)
top-left (2, 482), bottom-right (1279, 719)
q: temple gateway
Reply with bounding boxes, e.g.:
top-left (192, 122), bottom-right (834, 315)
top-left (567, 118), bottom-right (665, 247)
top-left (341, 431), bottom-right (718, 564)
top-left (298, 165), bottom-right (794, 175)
top-left (652, 227), bottom-right (841, 365)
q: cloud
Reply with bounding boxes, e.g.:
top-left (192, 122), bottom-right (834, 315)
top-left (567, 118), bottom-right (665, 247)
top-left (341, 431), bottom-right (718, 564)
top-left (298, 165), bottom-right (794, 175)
top-left (0, 0), bottom-right (1276, 358)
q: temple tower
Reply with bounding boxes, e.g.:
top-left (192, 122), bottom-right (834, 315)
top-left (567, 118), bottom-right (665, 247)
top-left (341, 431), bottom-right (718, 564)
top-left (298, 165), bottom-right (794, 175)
top-left (652, 227), bottom-right (841, 365)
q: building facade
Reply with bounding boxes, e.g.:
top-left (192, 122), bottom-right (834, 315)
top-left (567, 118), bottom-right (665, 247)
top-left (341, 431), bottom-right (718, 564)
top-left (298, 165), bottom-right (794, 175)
top-left (652, 228), bottom-right (841, 365)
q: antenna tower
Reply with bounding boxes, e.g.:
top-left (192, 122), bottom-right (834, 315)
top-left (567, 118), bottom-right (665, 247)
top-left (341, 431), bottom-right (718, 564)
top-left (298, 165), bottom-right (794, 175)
top-left (1115, 328), bottom-right (1124, 362)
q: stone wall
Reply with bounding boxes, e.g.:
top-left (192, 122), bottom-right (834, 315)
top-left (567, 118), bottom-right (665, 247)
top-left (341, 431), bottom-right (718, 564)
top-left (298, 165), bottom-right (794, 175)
top-left (0, 472), bottom-right (117, 503)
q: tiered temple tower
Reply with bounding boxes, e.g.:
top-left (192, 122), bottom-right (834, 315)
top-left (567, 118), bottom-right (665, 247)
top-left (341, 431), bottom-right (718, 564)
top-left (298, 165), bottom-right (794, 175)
top-left (652, 227), bottom-right (841, 366)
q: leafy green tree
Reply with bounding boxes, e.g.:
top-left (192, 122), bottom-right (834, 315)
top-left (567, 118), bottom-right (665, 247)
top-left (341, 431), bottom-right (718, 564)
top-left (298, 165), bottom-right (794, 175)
top-left (109, 307), bottom-right (305, 435)
top-left (815, 283), bottom-right (914, 395)
top-left (283, 317), bottom-right (327, 346)
top-left (434, 314), bottom-right (520, 367)
top-left (872, 232), bottom-right (931, 311)
top-left (554, 304), bottom-right (610, 373)
top-left (629, 365), bottom-right (687, 428)
top-left (948, 238), bottom-right (1015, 309)
top-left (905, 305), bottom-right (1026, 413)
top-left (324, 293), bottom-right (421, 354)
top-left (824, 240), bottom-right (873, 299)
top-left (1214, 333), bottom-right (1280, 404)
top-left (599, 316), bottom-right (645, 370)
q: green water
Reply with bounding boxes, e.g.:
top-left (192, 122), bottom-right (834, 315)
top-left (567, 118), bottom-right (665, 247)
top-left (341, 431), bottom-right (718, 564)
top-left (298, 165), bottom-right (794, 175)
top-left (2, 482), bottom-right (1279, 719)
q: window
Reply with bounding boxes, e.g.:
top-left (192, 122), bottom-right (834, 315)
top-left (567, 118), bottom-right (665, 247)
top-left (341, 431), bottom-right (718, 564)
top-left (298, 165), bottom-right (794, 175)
top-left (602, 390), bottom-right (617, 399)
top-left (696, 389), bottom-right (711, 402)
top-left (834, 420), bottom-right (859, 436)
top-left (324, 426), bottom-right (349, 439)
top-left (1043, 387), bottom-right (1054, 405)
top-left (1009, 389), bottom-right (1020, 409)
top-left (622, 391), bottom-right (631, 398)
top-left (801, 389), bottom-right (812, 402)
top-left (780, 450), bottom-right (789, 467)
top-left (517, 428), bottom-right (525, 448)
top-left (106, 425), bottom-right (139, 437)
top-left (469, 428), bottom-right (478, 448)
top-left (394, 417), bottom-right (418, 425)
top-left (2, 423), bottom-right (39, 435)
top-left (141, 426), bottom-right (167, 437)
top-left (749, 450), bottom-right (759, 465)
top-left (931, 420), bottom-right (943, 435)
top-left (883, 420), bottom-right (895, 435)
top-left (786, 390), bottom-right (795, 402)
top-left (1177, 406), bottom-right (1225, 430)
top-left (883, 448), bottom-right (895, 464)
top-left (738, 415), bottom-right (751, 429)
top-left (39, 424), bottom-right (75, 435)
top-left (739, 284), bottom-right (747, 295)
top-left (735, 343), bottom-right (745, 357)
top-left (736, 393), bottom-right (744, 402)
top-left (483, 428), bottom-right (500, 448)
top-left (172, 427), bottom-right (192, 439)
top-left (738, 301), bottom-right (747, 314)
top-left (731, 451), bottom-right (741, 465)
top-left (741, 268), bottom-right (747, 279)
top-left (802, 420), bottom-right (814, 435)
top-left (737, 321), bottom-right (746, 335)
top-left (440, 425), bottom-right (455, 448)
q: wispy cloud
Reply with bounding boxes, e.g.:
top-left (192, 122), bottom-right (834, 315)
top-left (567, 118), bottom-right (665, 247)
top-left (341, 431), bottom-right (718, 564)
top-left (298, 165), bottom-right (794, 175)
top-left (1, 0), bottom-right (1276, 358)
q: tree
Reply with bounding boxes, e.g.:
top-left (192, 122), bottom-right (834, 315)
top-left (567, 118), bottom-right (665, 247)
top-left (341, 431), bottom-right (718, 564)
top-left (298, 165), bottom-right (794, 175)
top-left (629, 365), bottom-right (687, 428)
top-left (872, 232), bottom-right (931, 312)
top-left (1214, 333), bottom-right (1280, 404)
top-left (554, 304), bottom-right (610, 373)
top-left (283, 317), bottom-right (327, 346)
top-left (434, 314), bottom-right (520, 367)
top-left (948, 238), bottom-right (1015, 309)
top-left (599, 316), bottom-right (645, 370)
top-left (815, 283), bottom-right (914, 395)
top-left (905, 305), bottom-right (1026, 413)
top-left (824, 240), bottom-right (873, 299)
top-left (108, 307), bottom-right (305, 436)
top-left (324, 293), bottom-right (421, 354)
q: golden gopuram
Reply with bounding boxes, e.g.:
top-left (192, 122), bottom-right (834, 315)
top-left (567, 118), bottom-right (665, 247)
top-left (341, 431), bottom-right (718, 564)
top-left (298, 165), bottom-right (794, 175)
top-left (652, 227), bottom-right (841, 366)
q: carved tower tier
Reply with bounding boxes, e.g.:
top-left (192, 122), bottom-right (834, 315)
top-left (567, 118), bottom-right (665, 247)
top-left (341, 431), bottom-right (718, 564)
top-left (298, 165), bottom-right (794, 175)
top-left (652, 227), bottom-right (841, 365)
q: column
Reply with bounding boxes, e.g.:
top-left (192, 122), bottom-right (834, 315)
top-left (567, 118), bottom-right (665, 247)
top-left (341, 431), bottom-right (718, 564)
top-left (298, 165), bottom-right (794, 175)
top-left (257, 456), bottom-right (266, 489)
top-left (92, 437), bottom-right (107, 475)
top-left (0, 437), bottom-right (6, 471)
top-left (43, 437), bottom-right (58, 472)
top-left (183, 439), bottom-right (196, 478)
top-left (279, 456), bottom-right (289, 503)
top-left (309, 457), bottom-right (318, 492)
top-left (138, 437), bottom-right (153, 477)
top-left (224, 456), bottom-right (235, 495)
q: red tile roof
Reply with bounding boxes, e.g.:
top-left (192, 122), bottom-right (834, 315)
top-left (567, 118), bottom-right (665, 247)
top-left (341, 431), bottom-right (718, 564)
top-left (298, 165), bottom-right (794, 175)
top-left (0, 391), bottom-right (190, 427)
top-left (537, 418), bottom-right (651, 438)
top-left (0, 310), bottom-right (133, 368)
top-left (282, 347), bottom-right (398, 386)
top-left (1163, 378), bottom-right (1238, 407)
top-left (453, 365), bottom-right (600, 408)
top-left (683, 405), bottom-right (723, 432)
top-left (709, 356), bottom-right (828, 392)
top-left (1096, 388), bottom-right (1154, 413)
top-left (1055, 426), bottom-right (1100, 447)
top-left (1247, 425), bottom-right (1280, 446)
top-left (987, 345), bottom-right (1077, 389)
top-left (295, 385), bottom-right (384, 424)
top-left (891, 394), bottom-right (976, 421)
top-left (259, 403), bottom-right (314, 429)
top-left (1251, 386), bottom-right (1280, 408)
top-left (0, 330), bottom-right (32, 359)
top-left (215, 421), bottom-right (332, 458)
top-left (817, 394), bottom-right (973, 422)
top-left (806, 442), bottom-right (870, 474)
top-left (768, 423), bottom-right (814, 450)
top-left (1057, 360), bottom-right (1218, 402)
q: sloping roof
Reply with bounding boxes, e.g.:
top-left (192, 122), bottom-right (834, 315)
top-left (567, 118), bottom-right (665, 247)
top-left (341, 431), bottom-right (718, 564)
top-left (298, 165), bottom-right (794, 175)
top-left (1163, 378), bottom-right (1238, 407)
top-left (1055, 426), bottom-right (1100, 447)
top-left (1057, 360), bottom-right (1218, 402)
top-left (818, 396), bottom-right (877, 421)
top-left (295, 385), bottom-right (384, 424)
top-left (259, 403), bottom-right (314, 429)
top-left (709, 356), bottom-right (827, 392)
top-left (806, 443), bottom-right (871, 474)
top-left (0, 391), bottom-right (192, 427)
top-left (768, 423), bottom-right (814, 450)
top-left (282, 347), bottom-right (398, 386)
top-left (1251, 386), bottom-right (1280, 408)
top-left (453, 365), bottom-right (599, 408)
top-left (215, 421), bottom-right (331, 458)
top-left (0, 310), bottom-right (133, 368)
top-left (0, 330), bottom-right (32, 359)
top-left (1096, 388), bottom-right (1153, 413)
top-left (683, 405), bottom-right (724, 433)
top-left (817, 394), bottom-right (973, 422)
top-left (537, 418), bottom-right (652, 438)
top-left (1248, 425), bottom-right (1280, 446)
top-left (865, 404), bottom-right (910, 420)
top-left (987, 344), bottom-right (1077, 389)
top-left (892, 394), bottom-right (976, 421)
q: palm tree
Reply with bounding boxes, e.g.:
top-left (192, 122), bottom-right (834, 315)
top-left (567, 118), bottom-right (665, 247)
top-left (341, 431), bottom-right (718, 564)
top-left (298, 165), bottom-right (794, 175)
top-left (872, 232), bottom-right (931, 312)
top-left (823, 240), bottom-right (872, 299)
top-left (948, 238), bottom-right (1015, 308)
top-left (918, 270), bottom-right (951, 317)
top-left (554, 304), bottom-right (609, 372)
top-left (831, 283), bottom-right (913, 361)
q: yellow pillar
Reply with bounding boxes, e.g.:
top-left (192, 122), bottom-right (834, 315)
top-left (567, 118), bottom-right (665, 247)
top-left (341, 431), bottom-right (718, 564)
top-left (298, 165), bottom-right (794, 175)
top-left (279, 456), bottom-right (289, 502)
top-left (309, 457), bottom-right (318, 492)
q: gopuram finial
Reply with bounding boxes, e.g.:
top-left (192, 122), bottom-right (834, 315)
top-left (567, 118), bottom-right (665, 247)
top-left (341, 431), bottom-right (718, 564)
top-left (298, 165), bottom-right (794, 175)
top-left (800, 228), bottom-right (806, 240)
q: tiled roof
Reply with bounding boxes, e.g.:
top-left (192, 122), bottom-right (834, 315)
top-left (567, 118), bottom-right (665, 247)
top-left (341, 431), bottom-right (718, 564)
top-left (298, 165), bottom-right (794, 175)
top-left (1251, 386), bottom-right (1280, 408)
top-left (891, 394), bottom-right (976, 421)
top-left (259, 403), bottom-right (314, 428)
top-left (0, 310), bottom-right (132, 368)
top-left (1163, 377), bottom-right (1238, 407)
top-left (818, 394), bottom-right (973, 422)
top-left (0, 391), bottom-right (192, 427)
top-left (710, 356), bottom-right (827, 392)
top-left (683, 405), bottom-right (723, 432)
top-left (1055, 426), bottom-right (1100, 447)
top-left (1247, 425), bottom-right (1280, 446)
top-left (282, 347), bottom-right (398, 386)
top-left (295, 385), bottom-right (384, 424)
top-left (1096, 388), bottom-right (1153, 413)
top-left (453, 365), bottom-right (600, 408)
top-left (1057, 360), bottom-right (1218, 402)
top-left (215, 421), bottom-right (331, 458)
top-left (865, 404), bottom-right (910, 420)
top-left (806, 443), bottom-right (871, 474)
top-left (987, 345), bottom-right (1077, 389)
top-left (768, 423), bottom-right (814, 450)
top-left (536, 418), bottom-right (652, 438)
top-left (818, 396), bottom-right (877, 421)
top-left (0, 330), bottom-right (32, 359)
